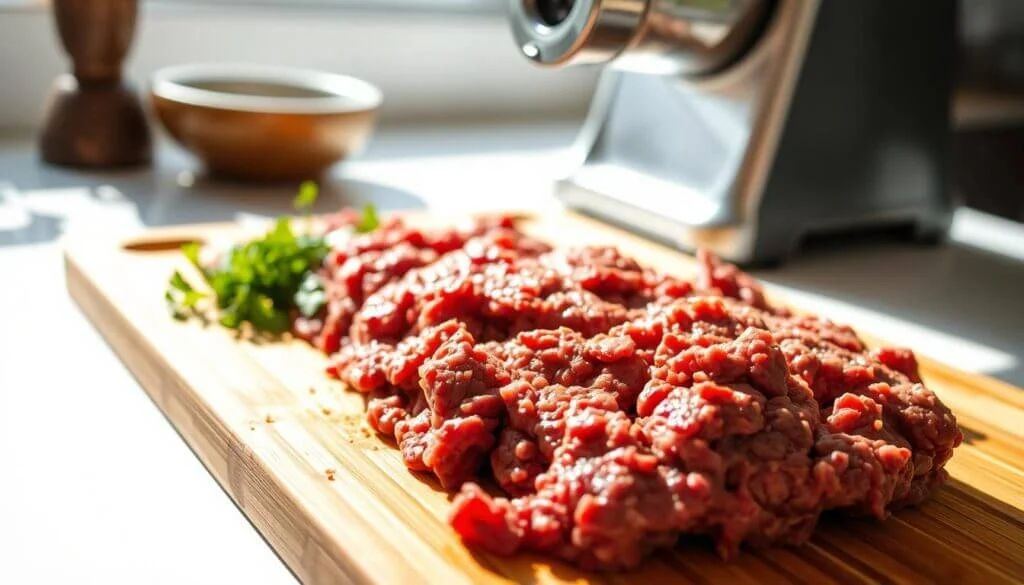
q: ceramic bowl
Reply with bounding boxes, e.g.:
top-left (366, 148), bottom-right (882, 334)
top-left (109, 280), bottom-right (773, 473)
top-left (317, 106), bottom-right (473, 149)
top-left (150, 63), bottom-right (382, 182)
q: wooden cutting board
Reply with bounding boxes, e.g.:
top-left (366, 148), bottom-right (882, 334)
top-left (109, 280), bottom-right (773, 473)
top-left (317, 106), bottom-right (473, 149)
top-left (64, 211), bottom-right (1024, 585)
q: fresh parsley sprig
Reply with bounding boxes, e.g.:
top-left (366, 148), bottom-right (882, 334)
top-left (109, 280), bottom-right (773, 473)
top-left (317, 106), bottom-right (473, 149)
top-left (166, 182), bottom-right (379, 334)
top-left (355, 201), bottom-right (379, 233)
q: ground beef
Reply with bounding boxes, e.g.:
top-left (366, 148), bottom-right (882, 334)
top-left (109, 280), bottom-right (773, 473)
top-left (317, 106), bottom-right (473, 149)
top-left (449, 295), bottom-right (952, 567)
top-left (695, 248), bottom-right (773, 311)
top-left (814, 393), bottom-right (916, 516)
top-left (451, 409), bottom-right (684, 570)
top-left (395, 326), bottom-right (512, 489)
top-left (299, 213), bottom-right (962, 570)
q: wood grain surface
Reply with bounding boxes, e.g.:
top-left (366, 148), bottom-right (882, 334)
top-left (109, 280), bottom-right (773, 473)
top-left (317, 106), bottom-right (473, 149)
top-left (64, 212), bottom-right (1024, 585)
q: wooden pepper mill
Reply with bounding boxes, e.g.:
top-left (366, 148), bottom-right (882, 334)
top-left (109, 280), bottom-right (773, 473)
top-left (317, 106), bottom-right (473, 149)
top-left (39, 0), bottom-right (152, 168)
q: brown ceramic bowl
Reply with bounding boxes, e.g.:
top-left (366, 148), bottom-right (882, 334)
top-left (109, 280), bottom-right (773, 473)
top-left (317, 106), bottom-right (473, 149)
top-left (149, 64), bottom-right (382, 181)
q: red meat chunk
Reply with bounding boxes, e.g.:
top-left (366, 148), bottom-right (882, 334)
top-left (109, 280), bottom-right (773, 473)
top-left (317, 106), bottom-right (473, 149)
top-left (283, 213), bottom-right (961, 571)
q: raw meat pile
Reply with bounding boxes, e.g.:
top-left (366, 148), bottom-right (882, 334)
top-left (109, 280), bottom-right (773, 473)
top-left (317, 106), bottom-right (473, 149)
top-left (294, 213), bottom-right (962, 571)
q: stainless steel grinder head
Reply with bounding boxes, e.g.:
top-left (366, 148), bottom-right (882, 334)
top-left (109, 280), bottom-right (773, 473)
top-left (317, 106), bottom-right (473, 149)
top-left (507, 0), bottom-right (956, 265)
top-left (509, 0), bottom-right (774, 76)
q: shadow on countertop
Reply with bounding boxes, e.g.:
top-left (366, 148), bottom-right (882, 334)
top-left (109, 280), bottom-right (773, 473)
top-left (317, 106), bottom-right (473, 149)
top-left (0, 144), bottom-right (425, 248)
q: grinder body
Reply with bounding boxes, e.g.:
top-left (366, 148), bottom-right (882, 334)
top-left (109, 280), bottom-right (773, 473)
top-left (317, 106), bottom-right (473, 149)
top-left (511, 0), bottom-right (956, 264)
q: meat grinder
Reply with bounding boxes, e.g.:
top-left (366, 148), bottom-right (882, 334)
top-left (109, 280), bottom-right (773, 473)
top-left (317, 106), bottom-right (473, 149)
top-left (509, 0), bottom-right (957, 264)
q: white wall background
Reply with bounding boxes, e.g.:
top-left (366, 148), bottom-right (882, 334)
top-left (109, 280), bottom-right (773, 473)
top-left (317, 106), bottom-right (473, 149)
top-left (0, 3), bottom-right (599, 130)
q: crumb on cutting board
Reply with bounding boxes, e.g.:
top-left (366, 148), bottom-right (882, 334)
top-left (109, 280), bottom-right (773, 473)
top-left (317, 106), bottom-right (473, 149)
top-left (325, 468), bottom-right (336, 481)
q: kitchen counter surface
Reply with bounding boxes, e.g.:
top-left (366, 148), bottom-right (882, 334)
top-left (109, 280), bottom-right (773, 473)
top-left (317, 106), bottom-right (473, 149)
top-left (1, 122), bottom-right (1022, 585)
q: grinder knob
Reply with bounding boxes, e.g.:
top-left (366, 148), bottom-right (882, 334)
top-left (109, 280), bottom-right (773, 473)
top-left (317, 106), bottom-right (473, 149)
top-left (509, 0), bottom-right (774, 75)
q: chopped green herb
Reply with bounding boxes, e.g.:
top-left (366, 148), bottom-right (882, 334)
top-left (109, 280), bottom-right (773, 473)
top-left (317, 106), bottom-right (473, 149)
top-left (295, 272), bottom-right (327, 318)
top-left (356, 202), bottom-right (380, 234)
top-left (182, 241), bottom-right (203, 271)
top-left (165, 182), bottom-right (376, 334)
top-left (165, 269), bottom-right (207, 319)
top-left (201, 216), bottom-right (329, 333)
top-left (293, 180), bottom-right (319, 211)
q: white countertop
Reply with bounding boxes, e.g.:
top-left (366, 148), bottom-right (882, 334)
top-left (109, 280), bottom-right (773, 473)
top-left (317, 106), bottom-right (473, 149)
top-left (1, 122), bottom-right (1022, 584)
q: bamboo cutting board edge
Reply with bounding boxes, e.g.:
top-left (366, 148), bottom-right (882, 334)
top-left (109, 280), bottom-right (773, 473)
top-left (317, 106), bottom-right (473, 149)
top-left (63, 213), bottom-right (1024, 585)
top-left (65, 251), bottom-right (366, 585)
